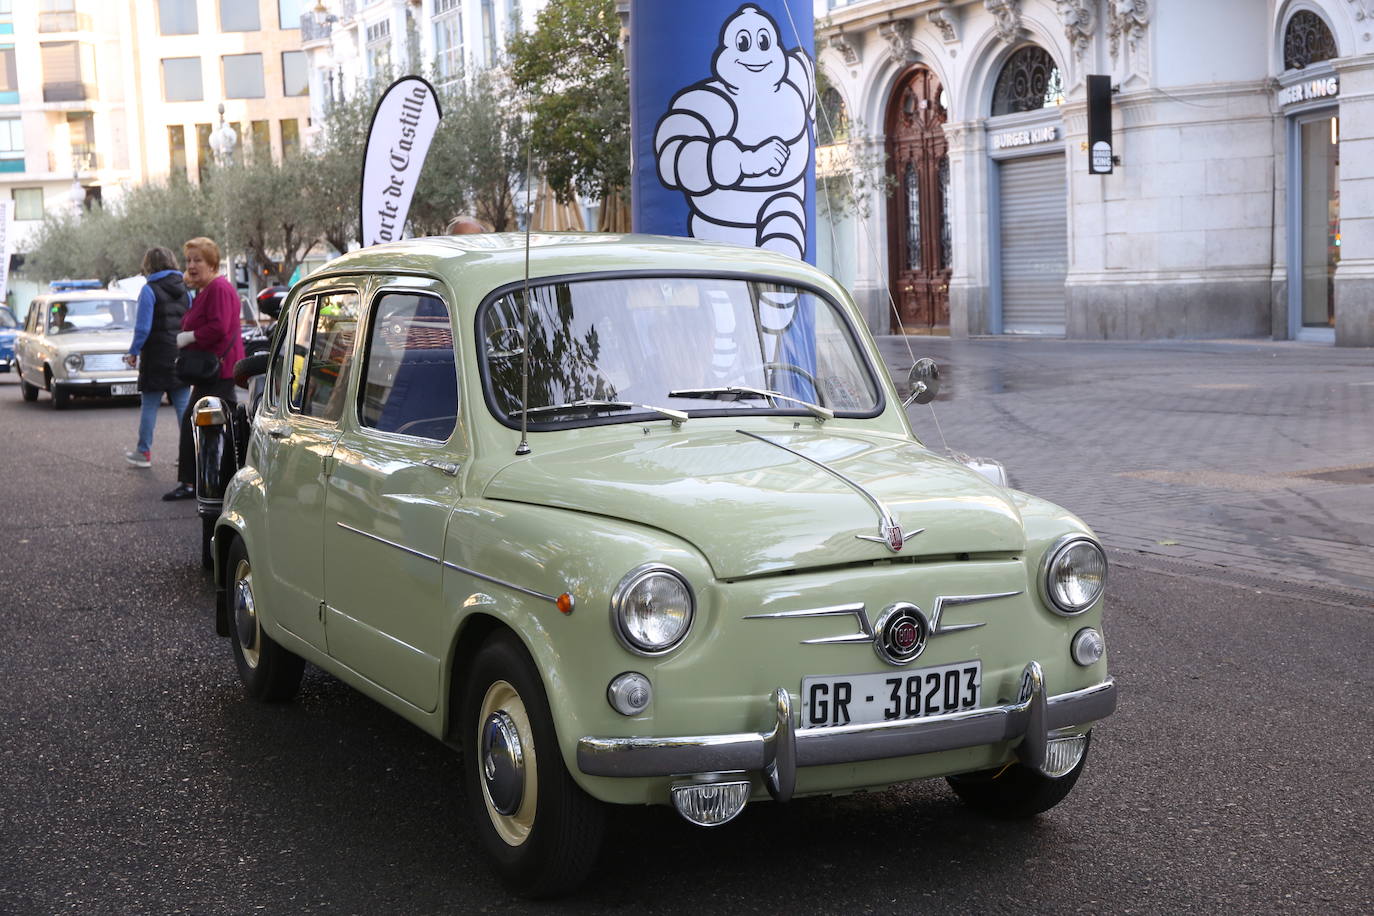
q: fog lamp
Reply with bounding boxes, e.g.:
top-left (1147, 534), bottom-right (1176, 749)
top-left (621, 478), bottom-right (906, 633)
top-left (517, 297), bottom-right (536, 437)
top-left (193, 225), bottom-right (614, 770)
top-left (64, 353), bottom-right (84, 372)
top-left (1041, 734), bottom-right (1088, 778)
top-left (670, 777), bottom-right (750, 827)
top-left (606, 672), bottom-right (652, 716)
top-left (1071, 627), bottom-right (1105, 666)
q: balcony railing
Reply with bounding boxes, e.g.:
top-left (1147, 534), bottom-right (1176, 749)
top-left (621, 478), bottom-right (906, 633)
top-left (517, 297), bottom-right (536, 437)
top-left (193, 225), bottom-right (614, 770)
top-left (39, 11), bottom-right (93, 33)
top-left (42, 81), bottom-right (98, 103)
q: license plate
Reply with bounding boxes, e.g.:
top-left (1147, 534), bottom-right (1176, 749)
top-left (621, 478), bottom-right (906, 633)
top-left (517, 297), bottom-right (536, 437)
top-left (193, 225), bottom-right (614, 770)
top-left (110, 384), bottom-right (138, 396)
top-left (801, 660), bottom-right (982, 728)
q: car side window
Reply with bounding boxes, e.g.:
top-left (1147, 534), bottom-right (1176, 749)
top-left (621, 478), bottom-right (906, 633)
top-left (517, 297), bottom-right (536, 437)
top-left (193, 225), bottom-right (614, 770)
top-left (287, 297), bottom-right (317, 413)
top-left (265, 314), bottom-right (291, 412)
top-left (301, 291), bottom-right (360, 421)
top-left (358, 292), bottom-right (458, 441)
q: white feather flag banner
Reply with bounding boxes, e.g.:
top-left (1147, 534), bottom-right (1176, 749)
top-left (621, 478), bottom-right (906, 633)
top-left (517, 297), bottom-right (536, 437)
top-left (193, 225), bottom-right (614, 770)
top-left (360, 76), bottom-right (443, 247)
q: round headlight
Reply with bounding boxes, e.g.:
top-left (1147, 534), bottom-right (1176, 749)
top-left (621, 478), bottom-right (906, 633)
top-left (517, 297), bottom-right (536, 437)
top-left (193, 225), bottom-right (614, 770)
top-left (1042, 537), bottom-right (1107, 615)
top-left (611, 565), bottom-right (694, 655)
top-left (64, 353), bottom-right (84, 372)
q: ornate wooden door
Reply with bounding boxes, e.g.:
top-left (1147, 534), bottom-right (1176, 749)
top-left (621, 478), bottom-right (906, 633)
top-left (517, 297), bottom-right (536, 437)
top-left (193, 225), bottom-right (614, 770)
top-left (886, 68), bottom-right (951, 333)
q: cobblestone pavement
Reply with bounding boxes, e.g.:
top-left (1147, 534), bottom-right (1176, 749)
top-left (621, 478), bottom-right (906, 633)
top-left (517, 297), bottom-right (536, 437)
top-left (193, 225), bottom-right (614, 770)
top-left (877, 335), bottom-right (1374, 602)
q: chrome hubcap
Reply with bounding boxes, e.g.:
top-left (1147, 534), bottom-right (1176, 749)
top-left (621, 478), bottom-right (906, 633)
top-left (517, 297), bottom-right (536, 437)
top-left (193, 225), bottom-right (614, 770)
top-left (232, 561), bottom-right (260, 668)
top-left (481, 710), bottom-right (525, 816)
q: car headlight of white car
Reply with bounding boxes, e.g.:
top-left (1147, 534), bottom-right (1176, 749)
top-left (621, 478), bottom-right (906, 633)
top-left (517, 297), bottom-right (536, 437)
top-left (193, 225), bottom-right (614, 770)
top-left (64, 353), bottom-right (84, 373)
top-left (611, 564), bottom-right (695, 655)
top-left (1041, 536), bottom-right (1107, 615)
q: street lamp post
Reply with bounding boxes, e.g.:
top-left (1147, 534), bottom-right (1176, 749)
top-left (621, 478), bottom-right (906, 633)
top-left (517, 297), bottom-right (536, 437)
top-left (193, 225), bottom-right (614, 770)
top-left (208, 103), bottom-right (239, 166)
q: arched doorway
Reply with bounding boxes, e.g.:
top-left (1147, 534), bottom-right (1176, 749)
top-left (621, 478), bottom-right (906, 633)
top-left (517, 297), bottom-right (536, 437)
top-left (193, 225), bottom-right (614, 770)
top-left (885, 67), bottom-right (950, 333)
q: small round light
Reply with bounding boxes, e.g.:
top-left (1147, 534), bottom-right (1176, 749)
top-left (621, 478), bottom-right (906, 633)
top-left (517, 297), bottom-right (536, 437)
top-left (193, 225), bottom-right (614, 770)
top-left (611, 565), bottom-right (694, 655)
top-left (556, 592), bottom-right (575, 615)
top-left (1042, 537), bottom-right (1107, 615)
top-left (64, 353), bottom-right (84, 372)
top-left (1071, 627), bottom-right (1105, 666)
top-left (607, 672), bottom-right (652, 716)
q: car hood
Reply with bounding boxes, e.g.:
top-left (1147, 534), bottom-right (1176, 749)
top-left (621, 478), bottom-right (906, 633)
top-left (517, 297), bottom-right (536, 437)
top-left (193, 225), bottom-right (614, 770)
top-left (45, 330), bottom-right (133, 351)
top-left (484, 428), bottom-right (1026, 579)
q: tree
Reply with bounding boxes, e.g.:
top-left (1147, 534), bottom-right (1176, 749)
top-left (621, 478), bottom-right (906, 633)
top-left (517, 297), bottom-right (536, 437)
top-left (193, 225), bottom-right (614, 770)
top-left (207, 154), bottom-right (321, 285)
top-left (507, 0), bottom-right (629, 218)
top-left (432, 68), bottom-right (525, 233)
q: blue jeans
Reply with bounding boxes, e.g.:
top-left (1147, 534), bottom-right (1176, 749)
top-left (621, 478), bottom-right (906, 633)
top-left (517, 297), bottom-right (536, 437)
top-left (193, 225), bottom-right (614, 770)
top-left (137, 387), bottom-right (191, 454)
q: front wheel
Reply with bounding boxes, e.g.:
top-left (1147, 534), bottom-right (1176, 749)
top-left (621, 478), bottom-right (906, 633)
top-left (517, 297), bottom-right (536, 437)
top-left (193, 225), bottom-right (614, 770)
top-left (226, 537), bottom-right (303, 702)
top-left (50, 383), bottom-right (70, 410)
top-left (946, 732), bottom-right (1091, 818)
top-left (462, 631), bottom-right (605, 898)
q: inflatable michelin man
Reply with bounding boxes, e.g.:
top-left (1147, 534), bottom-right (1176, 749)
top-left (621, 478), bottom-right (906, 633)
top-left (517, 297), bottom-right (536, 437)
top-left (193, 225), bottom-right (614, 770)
top-left (654, 4), bottom-right (815, 260)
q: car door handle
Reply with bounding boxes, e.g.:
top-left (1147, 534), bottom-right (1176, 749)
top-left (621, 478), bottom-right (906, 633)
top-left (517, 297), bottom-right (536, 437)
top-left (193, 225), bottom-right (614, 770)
top-left (262, 422), bottom-right (291, 439)
top-left (422, 458), bottom-right (460, 477)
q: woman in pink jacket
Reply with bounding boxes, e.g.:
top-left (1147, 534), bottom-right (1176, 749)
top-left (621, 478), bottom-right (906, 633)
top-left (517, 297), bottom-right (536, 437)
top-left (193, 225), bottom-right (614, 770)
top-left (164, 236), bottom-right (245, 501)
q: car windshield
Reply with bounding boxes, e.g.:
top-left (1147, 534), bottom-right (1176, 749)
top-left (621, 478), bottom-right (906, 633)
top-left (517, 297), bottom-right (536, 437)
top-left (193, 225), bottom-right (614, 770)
top-left (480, 275), bottom-right (881, 428)
top-left (46, 298), bottom-right (137, 334)
top-left (0, 309), bottom-right (16, 329)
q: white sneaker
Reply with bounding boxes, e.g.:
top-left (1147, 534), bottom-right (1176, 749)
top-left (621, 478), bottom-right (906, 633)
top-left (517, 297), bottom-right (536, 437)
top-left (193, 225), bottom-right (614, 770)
top-left (125, 449), bottom-right (152, 468)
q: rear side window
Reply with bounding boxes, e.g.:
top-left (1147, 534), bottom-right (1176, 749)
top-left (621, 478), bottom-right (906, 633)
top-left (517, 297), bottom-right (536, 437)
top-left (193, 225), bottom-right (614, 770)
top-left (287, 297), bottom-right (317, 412)
top-left (358, 292), bottom-right (457, 441)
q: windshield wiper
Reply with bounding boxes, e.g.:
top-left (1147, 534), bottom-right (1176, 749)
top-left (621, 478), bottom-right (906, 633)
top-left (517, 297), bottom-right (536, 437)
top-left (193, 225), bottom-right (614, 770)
top-left (517, 399), bottom-right (688, 425)
top-left (667, 386), bottom-right (833, 421)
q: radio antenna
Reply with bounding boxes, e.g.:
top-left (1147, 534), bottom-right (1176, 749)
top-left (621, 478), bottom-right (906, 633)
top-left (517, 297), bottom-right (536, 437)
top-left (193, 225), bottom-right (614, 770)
top-left (515, 133), bottom-right (534, 456)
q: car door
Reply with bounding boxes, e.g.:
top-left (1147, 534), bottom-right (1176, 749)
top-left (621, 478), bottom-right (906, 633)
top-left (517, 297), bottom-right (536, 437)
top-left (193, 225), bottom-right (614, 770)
top-left (255, 287), bottom-right (361, 654)
top-left (15, 300), bottom-right (42, 379)
top-left (321, 280), bottom-right (465, 713)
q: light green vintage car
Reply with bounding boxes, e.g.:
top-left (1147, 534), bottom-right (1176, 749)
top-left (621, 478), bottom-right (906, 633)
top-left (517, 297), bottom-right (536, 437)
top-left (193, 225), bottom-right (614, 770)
top-left (206, 234), bottom-right (1116, 897)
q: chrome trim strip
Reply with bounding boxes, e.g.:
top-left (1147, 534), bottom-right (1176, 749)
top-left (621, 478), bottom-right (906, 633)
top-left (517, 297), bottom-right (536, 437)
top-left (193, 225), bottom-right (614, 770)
top-left (577, 670), bottom-right (1117, 779)
top-left (336, 522), bottom-right (440, 563)
top-left (335, 522), bottom-right (559, 604)
top-left (928, 591), bottom-right (1022, 635)
top-left (744, 603), bottom-right (873, 645)
top-left (736, 430), bottom-right (915, 551)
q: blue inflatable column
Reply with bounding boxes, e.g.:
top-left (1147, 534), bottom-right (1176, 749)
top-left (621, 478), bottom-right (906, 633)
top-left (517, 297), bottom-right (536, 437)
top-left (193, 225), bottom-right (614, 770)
top-left (629, 0), bottom-right (817, 265)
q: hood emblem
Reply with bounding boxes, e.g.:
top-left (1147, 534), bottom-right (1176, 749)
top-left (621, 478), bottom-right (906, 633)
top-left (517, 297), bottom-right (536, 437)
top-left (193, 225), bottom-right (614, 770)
top-left (736, 430), bottom-right (923, 554)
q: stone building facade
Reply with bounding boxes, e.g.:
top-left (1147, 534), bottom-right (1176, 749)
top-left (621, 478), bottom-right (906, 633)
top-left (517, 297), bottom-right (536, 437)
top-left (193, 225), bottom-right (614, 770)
top-left (815, 0), bottom-right (1374, 346)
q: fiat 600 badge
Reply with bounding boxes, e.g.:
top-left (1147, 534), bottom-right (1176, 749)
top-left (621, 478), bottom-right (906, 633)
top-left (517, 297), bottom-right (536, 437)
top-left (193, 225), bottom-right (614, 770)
top-left (200, 234), bottom-right (1116, 896)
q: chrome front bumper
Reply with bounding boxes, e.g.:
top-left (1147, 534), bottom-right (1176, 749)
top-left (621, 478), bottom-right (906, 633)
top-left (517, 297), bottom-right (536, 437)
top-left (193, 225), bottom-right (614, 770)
top-left (577, 661), bottom-right (1116, 802)
top-left (55, 375), bottom-right (139, 387)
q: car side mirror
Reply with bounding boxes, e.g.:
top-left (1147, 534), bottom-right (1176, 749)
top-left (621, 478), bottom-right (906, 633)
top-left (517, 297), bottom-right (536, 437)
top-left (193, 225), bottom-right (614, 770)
top-left (903, 357), bottom-right (940, 407)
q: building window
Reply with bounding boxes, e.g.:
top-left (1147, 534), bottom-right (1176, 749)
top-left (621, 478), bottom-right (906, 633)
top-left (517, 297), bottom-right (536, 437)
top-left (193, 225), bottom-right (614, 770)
top-left (282, 50), bottom-right (308, 97)
top-left (434, 1), bottom-right (463, 80)
top-left (481, 0), bottom-right (496, 67)
top-left (0, 115), bottom-right (21, 172)
top-left (366, 20), bottom-right (391, 77)
top-left (168, 124), bottom-right (187, 178)
top-left (158, 0), bottom-right (197, 34)
top-left (250, 120), bottom-right (270, 160)
top-left (41, 41), bottom-right (98, 102)
top-left (13, 187), bottom-right (42, 220)
top-left (278, 0), bottom-right (304, 30)
top-left (196, 121), bottom-right (213, 181)
top-left (161, 57), bottom-right (203, 102)
top-left (0, 45), bottom-right (16, 102)
top-left (990, 45), bottom-right (1063, 116)
top-left (0, 1), bottom-right (12, 14)
top-left (817, 87), bottom-right (849, 146)
top-left (220, 0), bottom-right (260, 32)
top-left (280, 118), bottom-right (299, 158)
top-left (1284, 10), bottom-right (1338, 71)
top-left (223, 53), bottom-right (265, 98)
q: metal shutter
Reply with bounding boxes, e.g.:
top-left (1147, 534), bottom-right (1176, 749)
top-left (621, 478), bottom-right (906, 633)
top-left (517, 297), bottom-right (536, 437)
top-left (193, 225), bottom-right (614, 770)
top-left (999, 154), bottom-right (1067, 334)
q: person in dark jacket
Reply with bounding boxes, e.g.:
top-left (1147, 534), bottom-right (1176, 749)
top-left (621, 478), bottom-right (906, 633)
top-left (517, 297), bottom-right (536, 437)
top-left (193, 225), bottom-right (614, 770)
top-left (164, 236), bottom-right (244, 501)
top-left (124, 246), bottom-right (192, 468)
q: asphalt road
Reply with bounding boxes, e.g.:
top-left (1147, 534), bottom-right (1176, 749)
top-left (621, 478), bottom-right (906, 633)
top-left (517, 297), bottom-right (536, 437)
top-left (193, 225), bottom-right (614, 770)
top-left (1, 372), bottom-right (1371, 914)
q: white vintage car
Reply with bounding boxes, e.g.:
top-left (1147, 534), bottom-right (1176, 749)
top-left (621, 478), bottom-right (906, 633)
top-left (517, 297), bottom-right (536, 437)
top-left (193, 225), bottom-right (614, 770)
top-left (14, 287), bottom-right (140, 409)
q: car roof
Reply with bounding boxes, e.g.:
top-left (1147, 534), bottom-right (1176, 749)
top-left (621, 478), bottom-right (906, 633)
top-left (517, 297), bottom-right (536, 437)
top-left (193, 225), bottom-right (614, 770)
top-left (34, 290), bottom-right (135, 302)
top-left (306, 233), bottom-right (837, 297)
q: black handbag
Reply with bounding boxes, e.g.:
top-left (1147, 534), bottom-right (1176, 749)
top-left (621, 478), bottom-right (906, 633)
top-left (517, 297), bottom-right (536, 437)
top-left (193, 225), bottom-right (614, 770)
top-left (176, 341), bottom-right (230, 384)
